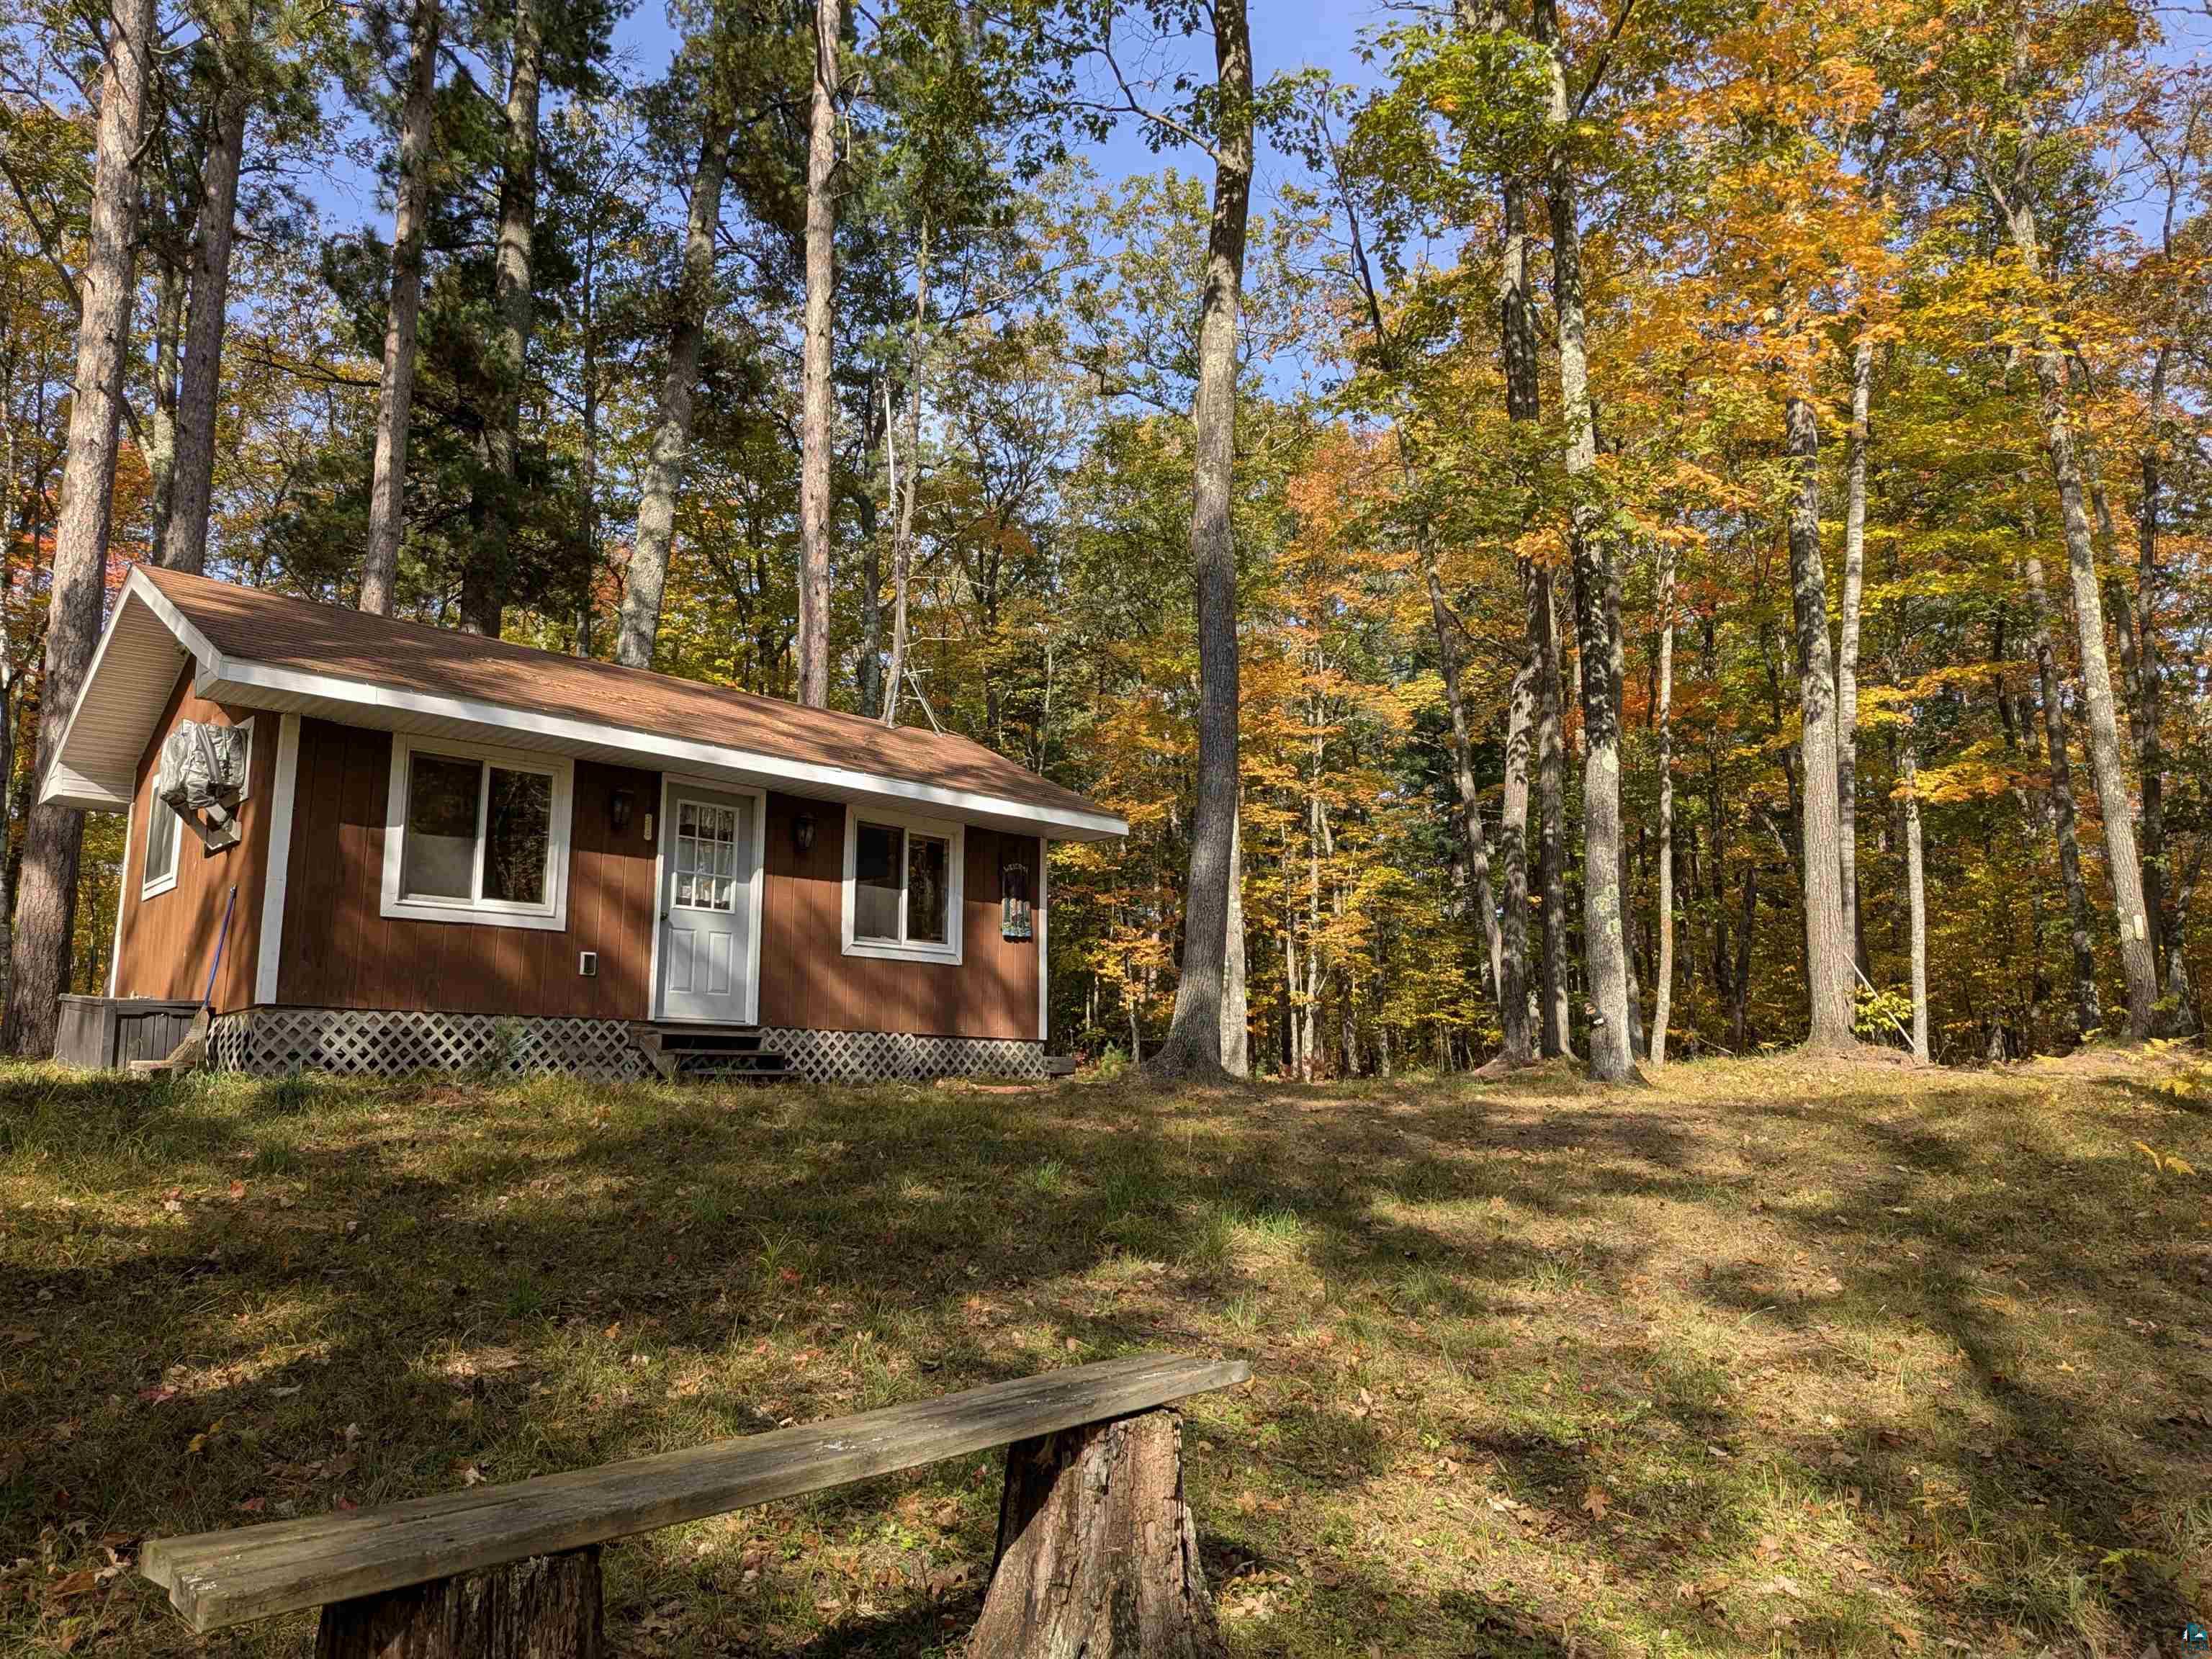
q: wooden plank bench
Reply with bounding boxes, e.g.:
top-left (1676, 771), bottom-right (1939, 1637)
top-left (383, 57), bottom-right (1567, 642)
top-left (138, 1351), bottom-right (1247, 1658)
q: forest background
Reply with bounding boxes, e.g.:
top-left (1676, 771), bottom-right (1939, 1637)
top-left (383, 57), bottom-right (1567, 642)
top-left (1, 0), bottom-right (2208, 1076)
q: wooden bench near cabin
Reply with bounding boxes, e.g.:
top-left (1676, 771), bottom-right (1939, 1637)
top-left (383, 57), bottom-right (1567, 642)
top-left (138, 1352), bottom-right (1249, 1659)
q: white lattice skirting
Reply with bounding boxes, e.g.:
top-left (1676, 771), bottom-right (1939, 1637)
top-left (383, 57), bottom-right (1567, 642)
top-left (206, 1007), bottom-right (1046, 1084)
top-left (208, 1007), bottom-right (650, 1081)
top-left (758, 1028), bottom-right (1048, 1085)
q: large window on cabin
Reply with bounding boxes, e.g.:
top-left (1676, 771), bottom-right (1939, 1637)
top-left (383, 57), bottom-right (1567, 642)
top-left (380, 737), bottom-right (572, 931)
top-left (842, 810), bottom-right (962, 963)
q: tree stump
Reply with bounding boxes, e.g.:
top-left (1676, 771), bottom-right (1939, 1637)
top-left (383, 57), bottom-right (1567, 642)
top-left (970, 1409), bottom-right (1225, 1659)
top-left (315, 1547), bottom-right (602, 1659)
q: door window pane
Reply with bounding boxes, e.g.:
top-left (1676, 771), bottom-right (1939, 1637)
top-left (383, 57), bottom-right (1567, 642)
top-left (907, 834), bottom-right (949, 944)
top-left (401, 752), bottom-right (481, 900)
top-left (483, 768), bottom-right (552, 904)
top-left (853, 822), bottom-right (902, 940)
top-left (675, 801), bottom-right (740, 912)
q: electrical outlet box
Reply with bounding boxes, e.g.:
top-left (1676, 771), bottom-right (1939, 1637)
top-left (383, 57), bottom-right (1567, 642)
top-left (578, 950), bottom-right (598, 978)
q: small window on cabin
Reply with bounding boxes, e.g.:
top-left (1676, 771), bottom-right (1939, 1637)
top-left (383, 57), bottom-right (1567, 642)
top-left (1002, 858), bottom-right (1033, 942)
top-left (141, 797), bottom-right (181, 898)
top-left (385, 739), bottom-right (570, 930)
top-left (844, 814), bottom-right (961, 961)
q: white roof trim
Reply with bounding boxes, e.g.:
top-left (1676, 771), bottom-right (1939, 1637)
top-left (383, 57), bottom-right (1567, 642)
top-left (43, 569), bottom-right (1128, 843)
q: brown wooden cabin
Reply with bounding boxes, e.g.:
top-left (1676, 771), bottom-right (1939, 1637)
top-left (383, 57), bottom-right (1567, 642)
top-left (41, 567), bottom-right (1125, 1083)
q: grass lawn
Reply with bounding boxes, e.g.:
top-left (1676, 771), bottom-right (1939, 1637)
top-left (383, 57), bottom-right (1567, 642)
top-left (3, 1050), bottom-right (2209, 1657)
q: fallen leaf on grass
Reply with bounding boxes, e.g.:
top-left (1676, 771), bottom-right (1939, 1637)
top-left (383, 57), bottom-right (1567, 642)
top-left (45, 1569), bottom-right (99, 1604)
top-left (1581, 1485), bottom-right (1610, 1521)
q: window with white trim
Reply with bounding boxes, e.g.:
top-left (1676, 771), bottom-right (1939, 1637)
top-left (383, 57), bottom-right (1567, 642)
top-left (140, 792), bottom-right (181, 898)
top-left (842, 809), bottom-right (963, 962)
top-left (380, 737), bottom-right (572, 930)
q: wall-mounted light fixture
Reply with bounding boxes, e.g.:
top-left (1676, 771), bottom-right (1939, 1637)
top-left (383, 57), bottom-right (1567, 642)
top-left (793, 811), bottom-right (817, 854)
top-left (610, 787), bottom-right (636, 835)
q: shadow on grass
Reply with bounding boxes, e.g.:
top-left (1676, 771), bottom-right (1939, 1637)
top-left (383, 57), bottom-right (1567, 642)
top-left (3, 1054), bottom-right (2205, 1656)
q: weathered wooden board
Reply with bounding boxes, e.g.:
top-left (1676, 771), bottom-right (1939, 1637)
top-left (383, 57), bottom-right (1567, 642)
top-left (140, 1352), bottom-right (1247, 1634)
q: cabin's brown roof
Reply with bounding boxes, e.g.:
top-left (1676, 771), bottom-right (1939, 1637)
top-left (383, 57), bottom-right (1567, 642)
top-left (140, 566), bottom-right (1117, 829)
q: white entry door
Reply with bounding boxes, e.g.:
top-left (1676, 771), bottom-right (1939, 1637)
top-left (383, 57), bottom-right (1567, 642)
top-left (658, 789), bottom-right (757, 1022)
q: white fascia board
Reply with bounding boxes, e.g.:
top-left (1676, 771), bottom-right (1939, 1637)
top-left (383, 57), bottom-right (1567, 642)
top-left (197, 657), bottom-right (1130, 842)
top-left (40, 570), bottom-right (221, 811)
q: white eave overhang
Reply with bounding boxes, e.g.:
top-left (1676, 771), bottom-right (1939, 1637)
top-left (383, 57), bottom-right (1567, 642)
top-left (40, 570), bottom-right (1129, 844)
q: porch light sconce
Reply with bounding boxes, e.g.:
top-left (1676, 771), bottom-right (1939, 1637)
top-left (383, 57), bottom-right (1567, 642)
top-left (609, 787), bottom-right (636, 835)
top-left (793, 811), bottom-right (817, 854)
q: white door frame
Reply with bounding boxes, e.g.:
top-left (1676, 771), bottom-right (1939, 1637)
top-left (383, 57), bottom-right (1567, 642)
top-left (648, 774), bottom-right (766, 1024)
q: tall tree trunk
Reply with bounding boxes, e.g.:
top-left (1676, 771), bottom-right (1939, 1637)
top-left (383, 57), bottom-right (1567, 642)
top-left (2129, 351), bottom-right (2185, 1030)
top-left (1499, 629), bottom-right (1534, 1063)
top-left (1837, 334), bottom-right (1872, 972)
top-left (1535, 569), bottom-right (1571, 1056)
top-left (1534, 0), bottom-right (1629, 1081)
top-left (881, 218), bottom-right (928, 728)
top-left (161, 27), bottom-right (251, 576)
top-left (1611, 546), bottom-right (1645, 1058)
top-left (1784, 392), bottom-right (1854, 1048)
top-left (1220, 799), bottom-right (1249, 1077)
top-left (4, 0), bottom-right (153, 1057)
top-left (795, 0), bottom-right (842, 707)
top-left (2165, 838), bottom-right (2203, 1036)
top-left (613, 120), bottom-right (730, 669)
top-left (1430, 580), bottom-right (1504, 1012)
top-left (359, 0), bottom-right (441, 616)
top-left (1650, 540), bottom-right (1676, 1069)
top-left (1148, 0), bottom-right (1250, 1080)
top-left (1984, 124), bottom-right (2159, 1038)
top-left (575, 220), bottom-right (601, 655)
top-left (1491, 176), bottom-right (1539, 1066)
top-left (2024, 545), bottom-right (2102, 1040)
top-left (460, 0), bottom-right (541, 637)
top-left (147, 244), bottom-right (183, 550)
top-left (1901, 729), bottom-right (1930, 1063)
top-left (1730, 859), bottom-right (1757, 1053)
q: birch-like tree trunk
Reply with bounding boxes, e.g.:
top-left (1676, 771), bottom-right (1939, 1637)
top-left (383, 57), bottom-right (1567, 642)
top-left (1536, 0), bottom-right (1629, 1080)
top-left (1650, 540), bottom-right (1676, 1068)
top-left (1982, 102), bottom-right (2159, 1037)
top-left (461, 0), bottom-right (542, 637)
top-left (1492, 175), bottom-right (1540, 1067)
top-left (882, 219), bottom-right (929, 727)
top-left (1836, 335), bottom-right (1872, 971)
top-left (1901, 731), bottom-right (1930, 1063)
top-left (4, 0), bottom-right (154, 1057)
top-left (1535, 570), bottom-right (1572, 1057)
top-left (359, 0), bottom-right (441, 616)
top-left (1150, 0), bottom-right (1250, 1079)
top-left (1220, 799), bottom-right (1249, 1077)
top-left (2024, 543), bottom-right (2103, 1039)
top-left (795, 0), bottom-right (842, 707)
top-left (1784, 392), bottom-right (1855, 1048)
top-left (613, 120), bottom-right (730, 669)
top-left (2120, 349), bottom-right (2185, 1030)
top-left (161, 14), bottom-right (251, 575)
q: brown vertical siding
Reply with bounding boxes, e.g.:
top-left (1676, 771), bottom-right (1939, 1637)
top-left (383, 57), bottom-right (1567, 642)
top-left (110, 670), bottom-right (276, 1011)
top-left (274, 720), bottom-right (659, 1018)
top-left (755, 792), bottom-right (1040, 1040)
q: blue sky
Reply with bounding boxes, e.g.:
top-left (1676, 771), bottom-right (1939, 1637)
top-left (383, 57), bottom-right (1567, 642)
top-left (305, 0), bottom-right (1388, 238)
